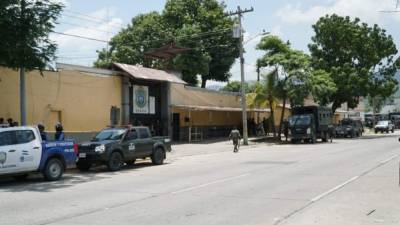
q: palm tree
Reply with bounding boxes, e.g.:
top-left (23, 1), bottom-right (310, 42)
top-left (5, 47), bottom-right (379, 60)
top-left (246, 69), bottom-right (280, 137)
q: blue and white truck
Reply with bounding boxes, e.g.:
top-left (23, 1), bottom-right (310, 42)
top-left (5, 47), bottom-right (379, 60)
top-left (0, 126), bottom-right (77, 181)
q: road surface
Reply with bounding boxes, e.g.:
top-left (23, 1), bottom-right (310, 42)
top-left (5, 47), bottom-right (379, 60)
top-left (0, 133), bottom-right (399, 225)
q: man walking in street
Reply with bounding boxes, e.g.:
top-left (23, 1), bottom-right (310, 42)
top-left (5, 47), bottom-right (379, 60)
top-left (229, 126), bottom-right (242, 153)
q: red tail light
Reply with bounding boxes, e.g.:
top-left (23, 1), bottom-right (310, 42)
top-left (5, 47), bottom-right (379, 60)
top-left (74, 144), bottom-right (78, 155)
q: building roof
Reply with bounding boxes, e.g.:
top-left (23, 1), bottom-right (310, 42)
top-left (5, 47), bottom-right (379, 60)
top-left (144, 43), bottom-right (190, 60)
top-left (172, 104), bottom-right (270, 112)
top-left (113, 63), bottom-right (186, 84)
top-left (56, 63), bottom-right (116, 76)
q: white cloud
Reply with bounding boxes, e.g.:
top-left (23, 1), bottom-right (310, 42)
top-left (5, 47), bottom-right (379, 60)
top-left (276, 0), bottom-right (400, 25)
top-left (51, 7), bottom-right (124, 66)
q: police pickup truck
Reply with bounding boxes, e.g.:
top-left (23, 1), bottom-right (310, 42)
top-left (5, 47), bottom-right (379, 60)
top-left (0, 126), bottom-right (77, 181)
top-left (76, 126), bottom-right (171, 172)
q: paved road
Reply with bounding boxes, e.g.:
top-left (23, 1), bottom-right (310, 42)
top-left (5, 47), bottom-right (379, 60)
top-left (0, 133), bottom-right (399, 225)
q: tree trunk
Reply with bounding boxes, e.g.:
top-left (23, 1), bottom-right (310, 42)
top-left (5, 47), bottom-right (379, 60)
top-left (20, 67), bottom-right (27, 125)
top-left (278, 94), bottom-right (287, 139)
top-left (269, 98), bottom-right (276, 138)
top-left (201, 78), bottom-right (207, 88)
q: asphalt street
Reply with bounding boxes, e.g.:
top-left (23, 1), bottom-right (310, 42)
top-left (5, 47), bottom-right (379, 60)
top-left (0, 133), bottom-right (399, 225)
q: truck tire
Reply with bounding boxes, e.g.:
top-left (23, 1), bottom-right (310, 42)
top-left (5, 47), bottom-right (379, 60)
top-left (311, 134), bottom-right (316, 144)
top-left (107, 151), bottom-right (123, 172)
top-left (151, 147), bottom-right (165, 165)
top-left (43, 158), bottom-right (64, 181)
top-left (126, 159), bottom-right (136, 166)
top-left (322, 132), bottom-right (327, 142)
top-left (77, 162), bottom-right (91, 172)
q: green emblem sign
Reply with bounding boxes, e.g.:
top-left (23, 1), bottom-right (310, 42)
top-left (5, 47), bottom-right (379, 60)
top-left (133, 85), bottom-right (149, 114)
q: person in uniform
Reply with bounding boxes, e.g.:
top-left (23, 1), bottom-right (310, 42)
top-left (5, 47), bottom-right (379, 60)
top-left (229, 126), bottom-right (242, 153)
top-left (38, 124), bottom-right (47, 141)
top-left (283, 119), bottom-right (289, 141)
top-left (54, 123), bottom-right (65, 141)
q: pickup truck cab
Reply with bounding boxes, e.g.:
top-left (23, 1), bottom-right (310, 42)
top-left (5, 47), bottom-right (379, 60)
top-left (0, 126), bottom-right (77, 181)
top-left (77, 126), bottom-right (171, 172)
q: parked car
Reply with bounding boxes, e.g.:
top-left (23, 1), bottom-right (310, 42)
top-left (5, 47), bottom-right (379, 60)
top-left (288, 106), bottom-right (333, 144)
top-left (374, 120), bottom-right (395, 133)
top-left (334, 119), bottom-right (364, 138)
top-left (76, 126), bottom-right (172, 172)
top-left (0, 126), bottom-right (77, 181)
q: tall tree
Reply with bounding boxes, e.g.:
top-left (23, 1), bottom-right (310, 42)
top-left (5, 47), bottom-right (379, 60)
top-left (0, 0), bottom-right (63, 125)
top-left (257, 36), bottom-right (319, 138)
top-left (246, 70), bottom-right (280, 138)
top-left (95, 0), bottom-right (239, 87)
top-left (309, 14), bottom-right (399, 112)
top-left (94, 12), bottom-right (173, 70)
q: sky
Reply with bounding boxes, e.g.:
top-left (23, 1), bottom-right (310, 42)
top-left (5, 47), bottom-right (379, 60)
top-left (51, 0), bottom-right (400, 87)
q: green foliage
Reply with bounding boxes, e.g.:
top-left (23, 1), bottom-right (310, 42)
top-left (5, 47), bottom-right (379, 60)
top-left (95, 0), bottom-right (239, 87)
top-left (257, 36), bottom-right (312, 106)
top-left (246, 70), bottom-right (280, 137)
top-left (94, 12), bottom-right (172, 69)
top-left (221, 80), bottom-right (260, 93)
top-left (221, 81), bottom-right (243, 93)
top-left (256, 35), bottom-right (337, 137)
top-left (307, 70), bottom-right (337, 106)
top-left (0, 0), bottom-right (63, 71)
top-left (309, 14), bottom-right (398, 112)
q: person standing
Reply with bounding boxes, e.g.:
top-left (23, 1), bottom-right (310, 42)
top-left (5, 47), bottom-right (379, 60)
top-left (54, 123), bottom-right (65, 141)
top-left (7, 118), bottom-right (13, 127)
top-left (37, 124), bottom-right (47, 141)
top-left (283, 119), bottom-right (289, 141)
top-left (229, 126), bottom-right (242, 153)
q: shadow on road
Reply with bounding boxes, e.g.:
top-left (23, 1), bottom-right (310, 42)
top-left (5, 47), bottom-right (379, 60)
top-left (0, 161), bottom-right (165, 193)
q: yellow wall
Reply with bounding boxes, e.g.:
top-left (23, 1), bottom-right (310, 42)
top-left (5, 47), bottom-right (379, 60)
top-left (0, 67), bottom-right (121, 132)
top-left (171, 84), bottom-right (240, 108)
top-left (171, 83), bottom-right (292, 128)
top-left (172, 108), bottom-right (242, 127)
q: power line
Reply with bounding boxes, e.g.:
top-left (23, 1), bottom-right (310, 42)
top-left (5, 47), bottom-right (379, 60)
top-left (52, 31), bottom-right (109, 43)
top-left (61, 13), bottom-right (124, 30)
top-left (60, 21), bottom-right (116, 34)
top-left (63, 9), bottom-right (120, 24)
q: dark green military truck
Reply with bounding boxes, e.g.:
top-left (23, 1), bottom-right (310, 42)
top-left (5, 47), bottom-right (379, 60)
top-left (288, 106), bottom-right (333, 144)
top-left (76, 126), bottom-right (171, 171)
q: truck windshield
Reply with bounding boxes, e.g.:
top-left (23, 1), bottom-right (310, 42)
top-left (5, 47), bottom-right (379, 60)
top-left (93, 129), bottom-right (126, 141)
top-left (341, 120), bottom-right (353, 125)
top-left (289, 115), bottom-right (311, 126)
top-left (377, 121), bottom-right (388, 126)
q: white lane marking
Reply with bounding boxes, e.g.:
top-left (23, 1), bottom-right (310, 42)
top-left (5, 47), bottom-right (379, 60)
top-left (310, 176), bottom-right (359, 202)
top-left (311, 154), bottom-right (400, 203)
top-left (171, 173), bottom-right (251, 194)
top-left (380, 154), bottom-right (398, 164)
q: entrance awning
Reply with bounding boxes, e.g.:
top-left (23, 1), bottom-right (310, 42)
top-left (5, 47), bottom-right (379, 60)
top-left (172, 104), bottom-right (271, 112)
top-left (113, 63), bottom-right (186, 84)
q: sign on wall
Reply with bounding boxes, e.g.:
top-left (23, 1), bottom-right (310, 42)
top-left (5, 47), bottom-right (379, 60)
top-left (133, 85), bottom-right (149, 114)
top-left (149, 96), bottom-right (156, 114)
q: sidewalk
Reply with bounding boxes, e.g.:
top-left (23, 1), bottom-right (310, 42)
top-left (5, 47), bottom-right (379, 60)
top-left (170, 136), bottom-right (277, 159)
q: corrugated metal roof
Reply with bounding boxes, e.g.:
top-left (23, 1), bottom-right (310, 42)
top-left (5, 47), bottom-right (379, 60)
top-left (113, 63), bottom-right (186, 84)
top-left (172, 104), bottom-right (271, 112)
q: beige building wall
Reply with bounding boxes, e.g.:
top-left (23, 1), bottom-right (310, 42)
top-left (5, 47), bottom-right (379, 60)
top-left (0, 67), bottom-right (122, 132)
top-left (171, 83), bottom-right (291, 128)
top-left (172, 108), bottom-right (242, 127)
top-left (171, 84), bottom-right (240, 108)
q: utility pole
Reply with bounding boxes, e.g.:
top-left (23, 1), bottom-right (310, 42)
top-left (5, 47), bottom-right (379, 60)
top-left (228, 6), bottom-right (254, 145)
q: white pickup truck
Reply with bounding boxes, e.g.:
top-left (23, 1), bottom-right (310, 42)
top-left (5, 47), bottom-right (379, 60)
top-left (0, 126), bottom-right (77, 181)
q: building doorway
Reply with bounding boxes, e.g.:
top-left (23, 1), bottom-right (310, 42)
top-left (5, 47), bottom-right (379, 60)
top-left (172, 113), bottom-right (180, 141)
